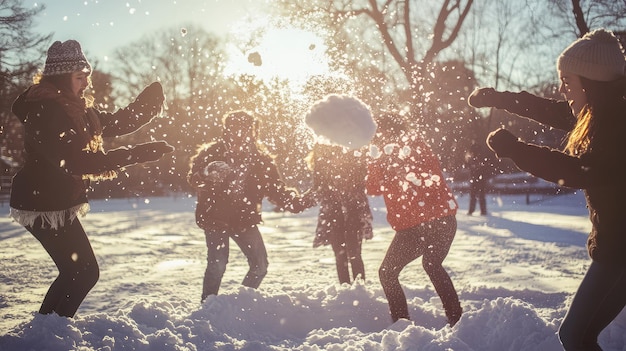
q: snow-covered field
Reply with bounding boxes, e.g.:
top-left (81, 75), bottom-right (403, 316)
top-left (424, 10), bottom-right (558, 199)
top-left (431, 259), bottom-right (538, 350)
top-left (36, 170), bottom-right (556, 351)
top-left (1, 190), bottom-right (625, 350)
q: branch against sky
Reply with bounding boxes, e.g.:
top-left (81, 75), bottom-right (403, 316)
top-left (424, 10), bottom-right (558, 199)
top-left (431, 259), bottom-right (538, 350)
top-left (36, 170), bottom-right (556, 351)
top-left (0, 0), bottom-right (50, 92)
top-left (547, 0), bottom-right (626, 38)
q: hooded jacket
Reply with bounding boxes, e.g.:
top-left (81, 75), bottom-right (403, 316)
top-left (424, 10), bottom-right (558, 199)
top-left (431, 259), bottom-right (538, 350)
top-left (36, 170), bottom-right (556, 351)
top-left (366, 131), bottom-right (458, 231)
top-left (485, 90), bottom-right (626, 264)
top-left (10, 82), bottom-right (164, 228)
top-left (188, 141), bottom-right (309, 231)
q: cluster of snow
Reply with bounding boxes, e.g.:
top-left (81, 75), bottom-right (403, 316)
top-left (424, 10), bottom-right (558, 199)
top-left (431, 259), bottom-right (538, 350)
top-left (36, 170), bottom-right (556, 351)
top-left (305, 94), bottom-right (377, 149)
top-left (1, 192), bottom-right (626, 350)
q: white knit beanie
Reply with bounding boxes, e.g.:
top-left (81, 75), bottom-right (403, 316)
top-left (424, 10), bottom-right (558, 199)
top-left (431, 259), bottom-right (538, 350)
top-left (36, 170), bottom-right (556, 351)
top-left (43, 40), bottom-right (92, 76)
top-left (557, 29), bottom-right (626, 82)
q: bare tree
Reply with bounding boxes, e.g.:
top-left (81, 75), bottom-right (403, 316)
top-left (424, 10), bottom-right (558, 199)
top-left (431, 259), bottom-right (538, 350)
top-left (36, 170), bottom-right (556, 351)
top-left (0, 0), bottom-right (51, 163)
top-left (549, 0), bottom-right (626, 38)
top-left (91, 24), bottom-right (232, 195)
top-left (0, 0), bottom-right (50, 87)
top-left (275, 0), bottom-right (474, 121)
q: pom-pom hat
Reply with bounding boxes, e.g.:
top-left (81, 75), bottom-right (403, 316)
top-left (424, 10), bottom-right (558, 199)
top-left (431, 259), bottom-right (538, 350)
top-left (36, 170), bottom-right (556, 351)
top-left (557, 29), bottom-right (626, 82)
top-left (43, 40), bottom-right (92, 76)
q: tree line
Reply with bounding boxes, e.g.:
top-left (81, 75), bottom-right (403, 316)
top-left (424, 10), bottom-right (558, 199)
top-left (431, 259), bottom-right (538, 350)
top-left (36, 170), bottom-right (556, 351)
top-left (1, 0), bottom-right (624, 199)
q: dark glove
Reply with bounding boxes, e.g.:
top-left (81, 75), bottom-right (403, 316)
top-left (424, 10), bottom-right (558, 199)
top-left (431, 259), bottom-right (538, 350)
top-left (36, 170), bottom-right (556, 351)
top-left (135, 82), bottom-right (165, 112)
top-left (130, 141), bottom-right (174, 164)
top-left (486, 128), bottom-right (519, 159)
top-left (468, 87), bottom-right (500, 108)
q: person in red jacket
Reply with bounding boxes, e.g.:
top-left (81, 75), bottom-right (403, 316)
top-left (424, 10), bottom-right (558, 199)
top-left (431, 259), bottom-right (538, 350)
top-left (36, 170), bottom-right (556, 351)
top-left (366, 112), bottom-right (462, 327)
top-left (469, 28), bottom-right (626, 350)
top-left (10, 40), bottom-right (173, 318)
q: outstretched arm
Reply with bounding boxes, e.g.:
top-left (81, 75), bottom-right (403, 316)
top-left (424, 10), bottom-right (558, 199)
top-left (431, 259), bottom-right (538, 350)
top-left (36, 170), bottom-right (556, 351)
top-left (486, 128), bottom-right (620, 188)
top-left (99, 82), bottom-right (165, 137)
top-left (26, 101), bottom-right (172, 176)
top-left (264, 160), bottom-right (316, 213)
top-left (469, 88), bottom-right (576, 131)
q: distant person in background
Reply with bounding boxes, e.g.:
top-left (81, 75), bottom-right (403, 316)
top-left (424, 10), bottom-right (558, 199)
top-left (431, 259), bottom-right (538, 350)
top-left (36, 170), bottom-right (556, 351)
top-left (465, 142), bottom-right (489, 216)
top-left (366, 112), bottom-right (462, 327)
top-left (188, 110), bottom-right (315, 302)
top-left (306, 142), bottom-right (373, 284)
top-left (10, 39), bottom-right (173, 318)
top-left (469, 28), bottom-right (626, 350)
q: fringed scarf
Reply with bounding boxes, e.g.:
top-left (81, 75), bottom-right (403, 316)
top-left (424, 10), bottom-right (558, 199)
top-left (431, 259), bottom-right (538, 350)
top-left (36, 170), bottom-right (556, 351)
top-left (26, 81), bottom-right (117, 181)
top-left (10, 203), bottom-right (90, 230)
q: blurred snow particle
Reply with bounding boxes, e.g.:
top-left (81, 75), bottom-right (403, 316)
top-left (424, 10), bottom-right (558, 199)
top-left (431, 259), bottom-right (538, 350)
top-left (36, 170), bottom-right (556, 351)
top-left (181, 28), bottom-right (187, 37)
top-left (248, 51), bottom-right (262, 66)
top-left (369, 145), bottom-right (381, 159)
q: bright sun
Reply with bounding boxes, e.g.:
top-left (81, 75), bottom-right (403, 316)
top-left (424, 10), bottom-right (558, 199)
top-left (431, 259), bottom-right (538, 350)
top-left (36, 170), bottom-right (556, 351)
top-left (224, 27), bottom-right (330, 86)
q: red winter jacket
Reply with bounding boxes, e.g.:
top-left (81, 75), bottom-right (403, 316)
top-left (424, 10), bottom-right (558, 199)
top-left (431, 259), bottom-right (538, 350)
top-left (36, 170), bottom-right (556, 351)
top-left (366, 131), bottom-right (458, 231)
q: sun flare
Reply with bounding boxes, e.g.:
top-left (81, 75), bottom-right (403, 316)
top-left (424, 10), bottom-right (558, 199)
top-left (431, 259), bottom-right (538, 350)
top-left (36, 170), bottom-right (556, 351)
top-left (224, 27), bottom-right (330, 86)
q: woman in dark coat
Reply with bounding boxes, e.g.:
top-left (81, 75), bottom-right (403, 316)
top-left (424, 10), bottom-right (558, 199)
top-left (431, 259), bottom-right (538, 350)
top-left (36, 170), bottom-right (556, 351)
top-left (307, 143), bottom-right (373, 284)
top-left (469, 29), bottom-right (626, 350)
top-left (10, 40), bottom-right (173, 318)
top-left (188, 110), bottom-right (314, 301)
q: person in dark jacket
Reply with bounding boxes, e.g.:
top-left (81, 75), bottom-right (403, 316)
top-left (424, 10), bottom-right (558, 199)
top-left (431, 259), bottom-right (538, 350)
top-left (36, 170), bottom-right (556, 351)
top-left (469, 28), bottom-right (626, 351)
top-left (306, 143), bottom-right (373, 284)
top-left (188, 110), bottom-right (315, 301)
top-left (465, 142), bottom-right (489, 216)
top-left (10, 40), bottom-right (174, 318)
top-left (366, 112), bottom-right (462, 327)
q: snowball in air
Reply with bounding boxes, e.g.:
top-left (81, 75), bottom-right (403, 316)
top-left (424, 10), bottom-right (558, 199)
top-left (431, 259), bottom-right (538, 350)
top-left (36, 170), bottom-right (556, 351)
top-left (248, 51), bottom-right (262, 66)
top-left (305, 95), bottom-right (377, 149)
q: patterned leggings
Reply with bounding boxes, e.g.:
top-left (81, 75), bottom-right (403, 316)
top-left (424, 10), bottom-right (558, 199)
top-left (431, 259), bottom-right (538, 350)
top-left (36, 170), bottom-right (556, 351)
top-left (379, 215), bottom-right (461, 324)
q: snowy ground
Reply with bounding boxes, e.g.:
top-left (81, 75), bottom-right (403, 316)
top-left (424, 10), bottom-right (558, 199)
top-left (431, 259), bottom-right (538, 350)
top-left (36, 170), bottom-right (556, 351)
top-left (1, 190), bottom-right (625, 350)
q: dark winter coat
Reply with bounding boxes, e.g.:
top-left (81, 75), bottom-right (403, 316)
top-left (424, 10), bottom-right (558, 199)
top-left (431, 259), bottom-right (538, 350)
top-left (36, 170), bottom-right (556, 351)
top-left (466, 143), bottom-right (491, 186)
top-left (487, 90), bottom-right (626, 264)
top-left (10, 83), bottom-right (164, 215)
top-left (189, 141), bottom-right (309, 231)
top-left (309, 144), bottom-right (372, 248)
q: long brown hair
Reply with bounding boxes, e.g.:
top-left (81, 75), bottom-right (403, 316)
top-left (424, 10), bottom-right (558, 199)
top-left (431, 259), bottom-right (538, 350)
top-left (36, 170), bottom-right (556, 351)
top-left (565, 77), bottom-right (626, 155)
top-left (33, 72), bottom-right (95, 108)
top-left (28, 73), bottom-right (115, 180)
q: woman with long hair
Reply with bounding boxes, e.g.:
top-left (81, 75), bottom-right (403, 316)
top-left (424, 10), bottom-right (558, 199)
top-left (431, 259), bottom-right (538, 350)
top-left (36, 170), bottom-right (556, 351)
top-left (469, 29), bottom-right (626, 350)
top-left (10, 40), bottom-right (173, 318)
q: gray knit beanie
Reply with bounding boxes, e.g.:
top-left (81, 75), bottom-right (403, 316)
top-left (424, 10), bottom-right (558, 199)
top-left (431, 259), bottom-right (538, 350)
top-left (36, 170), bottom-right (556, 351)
top-left (43, 40), bottom-right (92, 76)
top-left (557, 29), bottom-right (626, 82)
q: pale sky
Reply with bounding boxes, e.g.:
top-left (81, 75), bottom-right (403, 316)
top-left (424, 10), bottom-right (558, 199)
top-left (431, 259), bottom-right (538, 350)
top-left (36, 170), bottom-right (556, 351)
top-left (28, 0), bottom-right (267, 67)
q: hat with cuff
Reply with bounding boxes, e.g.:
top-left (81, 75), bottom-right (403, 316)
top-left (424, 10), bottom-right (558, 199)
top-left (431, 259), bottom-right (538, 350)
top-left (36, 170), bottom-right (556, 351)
top-left (43, 40), bottom-right (92, 76)
top-left (557, 29), bottom-right (626, 82)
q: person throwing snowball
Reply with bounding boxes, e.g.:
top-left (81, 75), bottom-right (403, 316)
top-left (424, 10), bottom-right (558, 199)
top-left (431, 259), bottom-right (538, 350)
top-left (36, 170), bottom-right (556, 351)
top-left (10, 39), bottom-right (173, 318)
